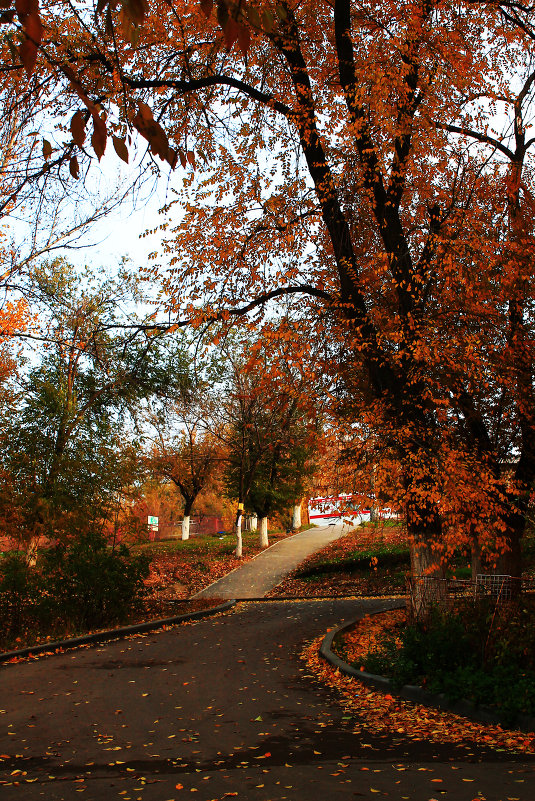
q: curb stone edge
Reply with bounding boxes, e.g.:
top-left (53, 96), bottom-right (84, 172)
top-left (319, 607), bottom-right (535, 735)
top-left (0, 600), bottom-right (236, 664)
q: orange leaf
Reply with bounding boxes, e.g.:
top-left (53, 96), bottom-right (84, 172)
top-left (17, 0), bottom-right (42, 77)
top-left (224, 16), bottom-right (239, 49)
top-left (15, 0), bottom-right (31, 15)
top-left (237, 23), bottom-right (250, 57)
top-left (137, 101), bottom-right (154, 123)
top-left (200, 0), bottom-right (212, 18)
top-left (91, 113), bottom-right (107, 160)
top-left (167, 147), bottom-right (178, 169)
top-left (42, 138), bottom-right (52, 160)
top-left (112, 135), bottom-right (129, 163)
top-left (24, 10), bottom-right (42, 45)
top-left (19, 37), bottom-right (38, 78)
top-left (126, 0), bottom-right (146, 25)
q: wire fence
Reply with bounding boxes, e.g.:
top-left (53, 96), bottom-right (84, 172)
top-left (406, 573), bottom-right (535, 621)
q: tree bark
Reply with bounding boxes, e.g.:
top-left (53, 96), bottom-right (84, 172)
top-left (406, 454), bottom-right (446, 620)
top-left (235, 511), bottom-right (243, 557)
top-left (26, 536), bottom-right (41, 567)
top-left (495, 520), bottom-right (524, 598)
top-left (292, 503), bottom-right (302, 531)
top-left (259, 516), bottom-right (269, 548)
top-left (181, 515), bottom-right (190, 541)
top-left (470, 531), bottom-right (482, 582)
top-left (408, 535), bottom-right (446, 622)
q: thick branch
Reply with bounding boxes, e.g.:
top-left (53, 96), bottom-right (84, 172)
top-left (126, 74), bottom-right (292, 118)
top-left (437, 122), bottom-right (515, 161)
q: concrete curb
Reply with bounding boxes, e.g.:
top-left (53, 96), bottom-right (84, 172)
top-left (319, 608), bottom-right (535, 734)
top-left (213, 594), bottom-right (407, 603)
top-left (0, 600), bottom-right (236, 665)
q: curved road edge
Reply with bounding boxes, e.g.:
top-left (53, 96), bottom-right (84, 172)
top-left (0, 599), bottom-right (236, 665)
top-left (319, 606), bottom-right (535, 734)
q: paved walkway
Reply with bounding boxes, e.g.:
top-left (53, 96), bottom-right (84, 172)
top-left (193, 522), bottom-right (349, 599)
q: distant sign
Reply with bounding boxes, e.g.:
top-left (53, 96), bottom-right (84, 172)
top-left (148, 515), bottom-right (159, 532)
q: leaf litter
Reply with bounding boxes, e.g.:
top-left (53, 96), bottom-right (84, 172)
top-left (301, 611), bottom-right (535, 755)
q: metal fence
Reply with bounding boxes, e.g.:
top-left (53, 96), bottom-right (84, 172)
top-left (406, 573), bottom-right (535, 620)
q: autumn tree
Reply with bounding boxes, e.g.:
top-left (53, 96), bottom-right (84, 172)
top-left (0, 259), bottom-right (191, 554)
top-left (146, 1), bottom-right (535, 594)
top-left (147, 401), bottom-right (223, 541)
top-left (247, 436), bottom-right (312, 543)
top-left (216, 330), bottom-right (318, 551)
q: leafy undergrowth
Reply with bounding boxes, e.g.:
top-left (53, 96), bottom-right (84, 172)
top-left (268, 523), bottom-right (409, 597)
top-left (302, 612), bottom-right (535, 756)
top-left (352, 601), bottom-right (535, 722)
top-left (271, 525), bottom-right (535, 597)
top-left (0, 530), bottom-right (287, 653)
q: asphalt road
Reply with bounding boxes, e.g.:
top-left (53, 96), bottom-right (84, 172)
top-left (1, 599), bottom-right (534, 801)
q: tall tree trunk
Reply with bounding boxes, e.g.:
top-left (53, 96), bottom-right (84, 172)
top-left (408, 532), bottom-right (446, 622)
top-left (182, 499), bottom-right (194, 541)
top-left (26, 536), bottom-right (41, 567)
top-left (470, 527), bottom-right (482, 582)
top-left (405, 454), bottom-right (446, 620)
top-left (259, 516), bottom-right (269, 548)
top-left (250, 514), bottom-right (258, 531)
top-left (495, 508), bottom-right (525, 598)
top-left (292, 502), bottom-right (302, 531)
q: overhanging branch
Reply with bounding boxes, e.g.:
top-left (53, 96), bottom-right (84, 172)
top-left (91, 284), bottom-right (334, 335)
top-left (126, 74), bottom-right (293, 118)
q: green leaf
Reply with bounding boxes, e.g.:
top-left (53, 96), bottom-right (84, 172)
top-left (246, 5), bottom-right (261, 28)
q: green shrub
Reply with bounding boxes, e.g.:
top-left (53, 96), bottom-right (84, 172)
top-left (0, 553), bottom-right (40, 639)
top-left (360, 600), bottom-right (535, 721)
top-left (41, 533), bottom-right (150, 628)
top-left (0, 534), bottom-right (150, 646)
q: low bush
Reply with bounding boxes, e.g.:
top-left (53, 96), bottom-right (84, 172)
top-left (0, 533), bottom-right (150, 647)
top-left (40, 533), bottom-right (150, 628)
top-left (0, 552), bottom-right (41, 640)
top-left (361, 600), bottom-right (535, 723)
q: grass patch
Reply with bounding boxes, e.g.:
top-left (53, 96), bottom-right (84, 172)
top-left (295, 544), bottom-right (410, 578)
top-left (136, 529), bottom-right (287, 557)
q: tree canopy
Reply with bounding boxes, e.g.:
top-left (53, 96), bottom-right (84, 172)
top-left (2, 1), bottom-right (535, 596)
